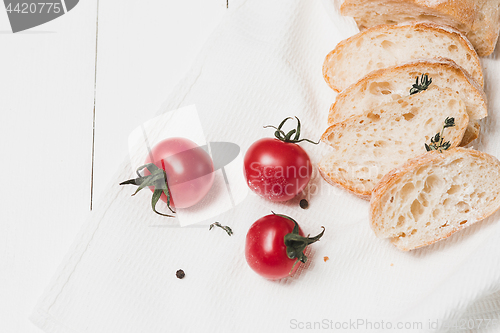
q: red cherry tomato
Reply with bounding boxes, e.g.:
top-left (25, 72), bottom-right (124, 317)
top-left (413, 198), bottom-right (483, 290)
top-left (145, 138), bottom-right (214, 209)
top-left (245, 213), bottom-right (325, 280)
top-left (244, 117), bottom-right (316, 202)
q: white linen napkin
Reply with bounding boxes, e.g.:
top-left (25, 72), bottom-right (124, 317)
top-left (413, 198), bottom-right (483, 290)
top-left (31, 0), bottom-right (500, 332)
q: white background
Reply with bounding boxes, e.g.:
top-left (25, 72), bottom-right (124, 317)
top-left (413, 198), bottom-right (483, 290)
top-left (0, 1), bottom-right (227, 331)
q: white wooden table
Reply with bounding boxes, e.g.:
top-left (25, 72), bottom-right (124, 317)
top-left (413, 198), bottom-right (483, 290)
top-left (0, 1), bottom-right (227, 331)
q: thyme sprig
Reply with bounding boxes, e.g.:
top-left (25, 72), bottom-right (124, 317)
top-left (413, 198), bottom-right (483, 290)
top-left (425, 117), bottom-right (456, 153)
top-left (410, 74), bottom-right (432, 95)
top-left (209, 222), bottom-right (233, 236)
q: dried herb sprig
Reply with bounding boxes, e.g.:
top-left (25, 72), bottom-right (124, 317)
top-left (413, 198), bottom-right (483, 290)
top-left (209, 222), bottom-right (233, 236)
top-left (425, 117), bottom-right (455, 153)
top-left (410, 74), bottom-right (432, 95)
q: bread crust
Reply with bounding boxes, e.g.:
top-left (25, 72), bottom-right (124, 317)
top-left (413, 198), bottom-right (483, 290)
top-left (327, 58), bottom-right (487, 126)
top-left (318, 163), bottom-right (372, 200)
top-left (323, 22), bottom-right (484, 92)
top-left (340, 0), bottom-right (500, 56)
top-left (459, 120), bottom-right (480, 147)
top-left (369, 148), bottom-right (500, 250)
top-left (318, 116), bottom-right (373, 199)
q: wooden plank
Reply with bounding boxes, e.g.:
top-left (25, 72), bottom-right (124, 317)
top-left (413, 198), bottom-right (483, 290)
top-left (0, 1), bottom-right (98, 331)
top-left (92, 0), bottom-right (227, 206)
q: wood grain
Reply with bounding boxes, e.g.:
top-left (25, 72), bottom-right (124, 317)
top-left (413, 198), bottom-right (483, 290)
top-left (92, 0), bottom-right (227, 207)
top-left (0, 1), bottom-right (98, 331)
top-left (0, 0), bottom-right (226, 331)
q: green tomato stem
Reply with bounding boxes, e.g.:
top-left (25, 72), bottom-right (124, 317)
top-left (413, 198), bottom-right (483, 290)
top-left (119, 163), bottom-right (176, 217)
top-left (263, 117), bottom-right (319, 144)
top-left (272, 212), bottom-right (325, 264)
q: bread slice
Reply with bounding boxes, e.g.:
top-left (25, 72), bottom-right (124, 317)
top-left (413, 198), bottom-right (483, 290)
top-left (319, 87), bottom-right (468, 198)
top-left (323, 22), bottom-right (483, 92)
top-left (327, 58), bottom-right (487, 146)
top-left (340, 0), bottom-right (500, 57)
top-left (370, 148), bottom-right (500, 251)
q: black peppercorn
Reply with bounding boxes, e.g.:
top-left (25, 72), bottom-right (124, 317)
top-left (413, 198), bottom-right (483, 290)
top-left (176, 269), bottom-right (185, 279)
top-left (299, 199), bottom-right (309, 209)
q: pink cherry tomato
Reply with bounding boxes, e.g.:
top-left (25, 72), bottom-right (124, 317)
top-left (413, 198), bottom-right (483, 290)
top-left (145, 138), bottom-right (215, 209)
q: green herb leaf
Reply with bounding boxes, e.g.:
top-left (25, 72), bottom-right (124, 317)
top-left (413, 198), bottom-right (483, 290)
top-left (209, 222), bottom-right (233, 236)
top-left (425, 117), bottom-right (456, 153)
top-left (433, 133), bottom-right (440, 143)
top-left (409, 74), bottom-right (432, 95)
top-left (444, 117), bottom-right (456, 128)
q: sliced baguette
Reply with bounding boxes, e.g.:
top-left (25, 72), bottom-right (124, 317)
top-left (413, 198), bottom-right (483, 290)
top-left (340, 0), bottom-right (500, 57)
top-left (319, 87), bottom-right (468, 198)
top-left (327, 58), bottom-right (487, 146)
top-left (370, 148), bottom-right (500, 251)
top-left (323, 22), bottom-right (483, 92)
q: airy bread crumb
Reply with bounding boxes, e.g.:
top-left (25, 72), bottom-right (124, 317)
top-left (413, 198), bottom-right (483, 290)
top-left (319, 87), bottom-right (468, 197)
top-left (370, 148), bottom-right (500, 251)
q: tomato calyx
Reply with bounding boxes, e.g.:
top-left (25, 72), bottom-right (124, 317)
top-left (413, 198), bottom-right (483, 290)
top-left (263, 117), bottom-right (319, 144)
top-left (119, 163), bottom-right (176, 217)
top-left (272, 212), bottom-right (325, 266)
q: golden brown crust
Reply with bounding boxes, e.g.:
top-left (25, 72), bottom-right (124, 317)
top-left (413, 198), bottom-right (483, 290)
top-left (323, 39), bottom-right (351, 93)
top-left (340, 0), bottom-right (500, 56)
top-left (369, 148), bottom-right (500, 250)
top-left (341, 0), bottom-right (476, 25)
top-left (318, 163), bottom-right (372, 200)
top-left (323, 21), bottom-right (484, 92)
top-left (327, 58), bottom-right (487, 126)
top-left (459, 120), bottom-right (480, 147)
top-left (392, 223), bottom-right (466, 251)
